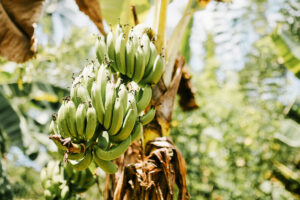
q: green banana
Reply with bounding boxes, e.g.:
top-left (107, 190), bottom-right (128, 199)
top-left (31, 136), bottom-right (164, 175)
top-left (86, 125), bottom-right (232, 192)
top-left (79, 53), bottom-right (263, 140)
top-left (79, 169), bottom-right (95, 188)
top-left (110, 109), bottom-right (136, 142)
top-left (78, 170), bottom-right (87, 187)
top-left (65, 100), bottom-right (78, 138)
top-left (44, 189), bottom-right (53, 200)
top-left (133, 46), bottom-right (146, 83)
top-left (141, 55), bottom-right (164, 84)
top-left (125, 37), bottom-right (135, 78)
top-left (57, 101), bottom-right (71, 138)
top-left (141, 33), bottom-right (151, 65)
top-left (94, 65), bottom-right (109, 124)
top-left (70, 84), bottom-right (79, 107)
top-left (76, 103), bottom-right (87, 139)
top-left (127, 91), bottom-right (138, 116)
top-left (97, 131), bottom-right (110, 150)
top-left (108, 97), bottom-right (124, 135)
top-left (85, 103), bottom-right (97, 140)
top-left (144, 42), bottom-right (157, 77)
top-left (104, 82), bottom-right (116, 130)
top-left (82, 176), bottom-right (96, 189)
top-left (93, 152), bottom-right (118, 174)
top-left (70, 149), bottom-right (93, 171)
top-left (96, 35), bottom-right (107, 64)
top-left (115, 24), bottom-right (123, 38)
top-left (52, 161), bottom-right (60, 176)
top-left (46, 160), bottom-right (57, 179)
top-left (86, 75), bottom-right (96, 97)
top-left (129, 30), bottom-right (140, 50)
top-left (91, 82), bottom-right (104, 125)
top-left (115, 33), bottom-right (126, 74)
top-left (96, 64), bottom-right (109, 106)
top-left (60, 184), bottom-right (70, 200)
top-left (106, 31), bottom-right (118, 72)
top-left (71, 168), bottom-right (81, 184)
top-left (44, 180), bottom-right (52, 191)
top-left (40, 168), bottom-right (47, 188)
top-left (64, 164), bottom-right (74, 179)
top-left (140, 108), bottom-right (156, 125)
top-left (50, 138), bottom-right (68, 151)
top-left (130, 122), bottom-right (143, 142)
top-left (95, 134), bottom-right (130, 160)
top-left (49, 118), bottom-right (67, 150)
top-left (49, 120), bottom-right (56, 134)
top-left (68, 152), bottom-right (85, 160)
top-left (52, 114), bottom-right (60, 134)
top-left (118, 84), bottom-right (128, 115)
top-left (132, 24), bottom-right (149, 38)
top-left (136, 84), bottom-right (152, 113)
top-left (49, 120), bottom-right (67, 151)
top-left (76, 84), bottom-right (91, 103)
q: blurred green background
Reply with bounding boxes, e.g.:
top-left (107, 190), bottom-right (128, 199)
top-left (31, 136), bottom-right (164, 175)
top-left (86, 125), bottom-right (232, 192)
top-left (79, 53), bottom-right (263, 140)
top-left (0, 0), bottom-right (300, 199)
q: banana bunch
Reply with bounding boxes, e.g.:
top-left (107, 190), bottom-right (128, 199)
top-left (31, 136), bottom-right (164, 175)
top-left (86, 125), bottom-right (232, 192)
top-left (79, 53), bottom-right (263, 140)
top-left (89, 66), bottom-right (154, 174)
top-left (96, 24), bottom-right (164, 85)
top-left (49, 64), bottom-right (98, 142)
top-left (40, 161), bottom-right (95, 200)
top-left (49, 25), bottom-right (163, 174)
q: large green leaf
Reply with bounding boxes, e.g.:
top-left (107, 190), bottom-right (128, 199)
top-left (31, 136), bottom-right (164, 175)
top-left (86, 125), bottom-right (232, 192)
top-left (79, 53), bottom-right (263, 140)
top-left (0, 81), bottom-right (68, 153)
top-left (287, 101), bottom-right (300, 124)
top-left (0, 92), bottom-right (23, 149)
top-left (0, 161), bottom-right (13, 199)
top-left (101, 0), bottom-right (150, 27)
top-left (180, 16), bottom-right (193, 64)
top-left (275, 119), bottom-right (300, 148)
top-left (271, 29), bottom-right (300, 78)
top-left (164, 12), bottom-right (193, 87)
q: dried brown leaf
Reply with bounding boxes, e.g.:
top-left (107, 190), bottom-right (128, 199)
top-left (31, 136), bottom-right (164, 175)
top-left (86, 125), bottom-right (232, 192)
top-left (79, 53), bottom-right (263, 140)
top-left (106, 137), bottom-right (189, 200)
top-left (146, 56), bottom-right (185, 137)
top-left (0, 0), bottom-right (44, 63)
top-left (178, 66), bottom-right (199, 111)
top-left (75, 0), bottom-right (105, 35)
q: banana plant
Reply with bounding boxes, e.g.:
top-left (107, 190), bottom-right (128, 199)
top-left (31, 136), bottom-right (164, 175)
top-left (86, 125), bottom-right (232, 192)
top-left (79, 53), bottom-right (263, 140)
top-left (0, 0), bottom-right (228, 199)
top-left (271, 27), bottom-right (300, 79)
top-left (77, 0), bottom-right (229, 199)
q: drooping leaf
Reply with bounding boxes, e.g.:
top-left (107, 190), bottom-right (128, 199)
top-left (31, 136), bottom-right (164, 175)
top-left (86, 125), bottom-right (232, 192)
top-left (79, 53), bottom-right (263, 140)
top-left (164, 13), bottom-right (192, 87)
top-left (75, 0), bottom-right (106, 35)
top-left (275, 119), bottom-right (300, 148)
top-left (0, 0), bottom-right (44, 63)
top-left (0, 72), bottom-right (13, 84)
top-left (287, 100), bottom-right (300, 124)
top-left (271, 29), bottom-right (300, 79)
top-left (0, 92), bottom-right (23, 149)
top-left (177, 66), bottom-right (199, 111)
top-left (273, 161), bottom-right (300, 195)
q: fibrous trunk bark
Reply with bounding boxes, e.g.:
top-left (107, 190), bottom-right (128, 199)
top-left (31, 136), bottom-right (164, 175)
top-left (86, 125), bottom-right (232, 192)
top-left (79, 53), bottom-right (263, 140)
top-left (104, 56), bottom-right (191, 200)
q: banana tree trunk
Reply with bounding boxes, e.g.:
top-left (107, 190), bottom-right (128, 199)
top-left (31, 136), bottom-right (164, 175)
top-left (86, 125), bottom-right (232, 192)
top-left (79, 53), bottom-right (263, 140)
top-left (104, 56), bottom-right (190, 200)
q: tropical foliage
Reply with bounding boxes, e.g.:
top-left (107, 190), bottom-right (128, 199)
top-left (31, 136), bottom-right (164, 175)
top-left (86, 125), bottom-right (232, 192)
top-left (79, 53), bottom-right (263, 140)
top-left (0, 0), bottom-right (300, 199)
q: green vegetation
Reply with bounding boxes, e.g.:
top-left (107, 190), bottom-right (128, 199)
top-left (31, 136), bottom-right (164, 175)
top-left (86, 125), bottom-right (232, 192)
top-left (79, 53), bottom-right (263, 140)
top-left (1, 0), bottom-right (300, 199)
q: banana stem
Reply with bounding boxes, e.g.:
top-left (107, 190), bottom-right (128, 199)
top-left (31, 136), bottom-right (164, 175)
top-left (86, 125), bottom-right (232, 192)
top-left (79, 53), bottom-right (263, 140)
top-left (155, 0), bottom-right (169, 54)
top-left (131, 5), bottom-right (139, 25)
top-left (49, 135), bottom-right (84, 154)
top-left (153, 0), bottom-right (160, 32)
top-left (122, 0), bottom-right (132, 40)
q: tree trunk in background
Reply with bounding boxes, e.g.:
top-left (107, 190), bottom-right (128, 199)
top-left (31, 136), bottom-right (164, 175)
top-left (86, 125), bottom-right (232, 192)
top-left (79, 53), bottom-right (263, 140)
top-left (104, 56), bottom-right (190, 200)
